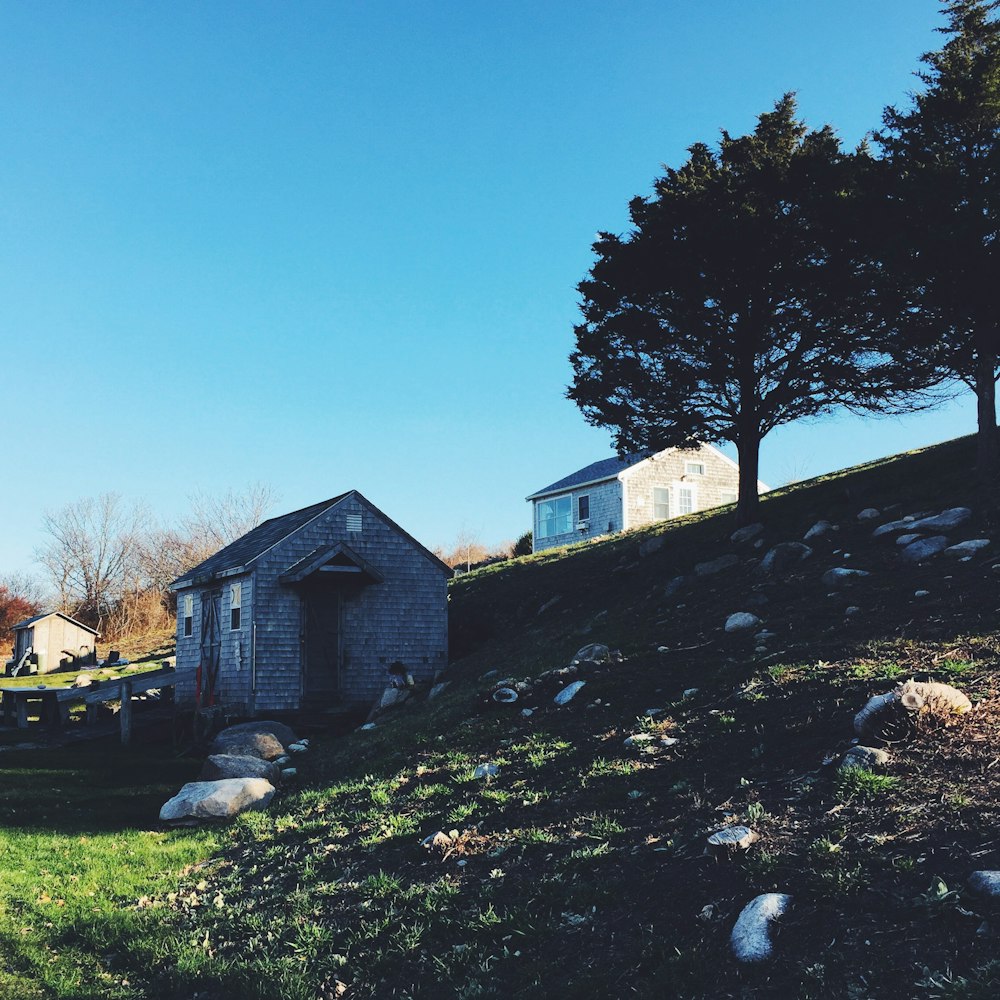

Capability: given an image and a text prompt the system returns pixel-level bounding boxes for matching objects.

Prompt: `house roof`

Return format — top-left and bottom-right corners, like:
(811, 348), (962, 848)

(11, 611), (99, 636)
(526, 452), (651, 501)
(172, 491), (451, 589)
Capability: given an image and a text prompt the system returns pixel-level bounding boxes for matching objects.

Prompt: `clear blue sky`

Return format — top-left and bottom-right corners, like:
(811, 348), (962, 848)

(0, 1), (973, 578)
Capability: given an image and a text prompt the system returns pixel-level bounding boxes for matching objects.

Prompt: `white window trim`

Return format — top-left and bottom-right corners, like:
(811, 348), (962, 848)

(674, 481), (698, 516)
(536, 493), (573, 540)
(230, 582), (242, 631)
(577, 493), (590, 524)
(652, 485), (671, 520)
(183, 594), (194, 638)
(684, 460), (706, 476)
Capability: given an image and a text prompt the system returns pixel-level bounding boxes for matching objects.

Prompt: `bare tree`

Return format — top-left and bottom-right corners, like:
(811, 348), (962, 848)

(38, 493), (148, 632)
(185, 482), (279, 556)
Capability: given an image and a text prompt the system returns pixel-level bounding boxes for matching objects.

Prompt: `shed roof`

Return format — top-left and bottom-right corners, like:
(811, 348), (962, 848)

(11, 612), (99, 636)
(172, 491), (451, 589)
(526, 452), (651, 501)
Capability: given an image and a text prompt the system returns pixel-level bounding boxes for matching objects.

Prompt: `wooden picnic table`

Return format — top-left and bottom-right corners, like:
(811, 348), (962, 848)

(0, 665), (195, 744)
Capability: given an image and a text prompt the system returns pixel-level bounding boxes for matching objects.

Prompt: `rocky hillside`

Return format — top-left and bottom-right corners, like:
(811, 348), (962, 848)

(139, 433), (1000, 999)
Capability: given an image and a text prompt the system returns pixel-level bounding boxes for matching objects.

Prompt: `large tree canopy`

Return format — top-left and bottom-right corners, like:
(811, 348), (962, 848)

(569, 95), (927, 525)
(875, 0), (1000, 482)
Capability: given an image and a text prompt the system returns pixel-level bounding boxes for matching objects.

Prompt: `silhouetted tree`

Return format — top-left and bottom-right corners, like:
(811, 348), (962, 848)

(876, 0), (1000, 482)
(569, 96), (933, 526)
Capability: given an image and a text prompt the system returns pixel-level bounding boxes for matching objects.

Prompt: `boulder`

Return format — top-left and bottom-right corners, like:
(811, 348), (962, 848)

(725, 612), (761, 634)
(839, 746), (891, 773)
(694, 553), (740, 577)
(159, 778), (275, 825)
(209, 729), (285, 761)
(730, 523), (764, 545)
(804, 520), (834, 541)
(219, 719), (298, 747)
(968, 871), (1000, 900)
(821, 567), (871, 588)
(730, 893), (792, 963)
(199, 754), (281, 784)
(945, 539), (991, 558)
(759, 542), (812, 575)
(554, 680), (586, 705)
(573, 643), (611, 663)
(910, 507), (972, 532)
(900, 535), (950, 563)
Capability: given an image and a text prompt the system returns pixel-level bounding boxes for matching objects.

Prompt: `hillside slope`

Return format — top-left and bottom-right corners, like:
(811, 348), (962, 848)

(139, 433), (1000, 999)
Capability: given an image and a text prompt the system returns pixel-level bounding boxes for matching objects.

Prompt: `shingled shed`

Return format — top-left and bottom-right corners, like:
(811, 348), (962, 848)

(6, 612), (99, 675)
(170, 492), (451, 713)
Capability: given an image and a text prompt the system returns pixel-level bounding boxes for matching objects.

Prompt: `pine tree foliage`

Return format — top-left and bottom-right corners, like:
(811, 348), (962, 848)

(569, 96), (930, 526)
(876, 0), (1000, 479)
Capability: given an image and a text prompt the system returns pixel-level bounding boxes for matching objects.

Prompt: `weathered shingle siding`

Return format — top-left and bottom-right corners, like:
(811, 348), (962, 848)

(532, 479), (622, 553)
(249, 495), (447, 710)
(622, 444), (739, 529)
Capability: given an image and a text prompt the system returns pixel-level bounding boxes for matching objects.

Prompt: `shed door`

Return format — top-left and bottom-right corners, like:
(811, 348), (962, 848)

(303, 590), (342, 698)
(200, 589), (222, 705)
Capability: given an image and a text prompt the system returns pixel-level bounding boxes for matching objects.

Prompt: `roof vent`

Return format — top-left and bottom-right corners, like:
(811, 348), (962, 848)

(346, 513), (363, 532)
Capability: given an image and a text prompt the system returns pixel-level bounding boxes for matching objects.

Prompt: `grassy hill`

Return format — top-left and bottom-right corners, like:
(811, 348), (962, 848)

(4, 432), (1000, 999)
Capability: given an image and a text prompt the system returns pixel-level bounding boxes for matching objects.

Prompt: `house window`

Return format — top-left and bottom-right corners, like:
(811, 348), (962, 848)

(685, 461), (706, 476)
(653, 487), (670, 520)
(720, 490), (738, 505)
(230, 582), (242, 631)
(537, 495), (572, 539)
(183, 595), (193, 638)
(678, 486), (695, 515)
(577, 495), (590, 523)
(346, 513), (362, 532)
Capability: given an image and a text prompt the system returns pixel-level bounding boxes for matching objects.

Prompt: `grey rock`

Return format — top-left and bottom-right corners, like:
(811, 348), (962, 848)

(160, 778), (275, 825)
(359, 722), (377, 731)
(821, 567), (871, 588)
(845, 606), (860, 616)
(218, 720), (298, 748)
(857, 508), (881, 521)
(428, 681), (451, 700)
(480, 670), (499, 680)
(473, 763), (499, 780)
(872, 519), (913, 539)
(377, 687), (411, 712)
(199, 754), (281, 784)
(639, 535), (667, 557)
(492, 687), (519, 704)
(520, 708), (534, 718)
(209, 730), (285, 761)
(911, 507), (972, 532)
(900, 535), (951, 563)
(573, 643), (611, 663)
(664, 575), (686, 598)
(804, 520), (834, 540)
(731, 893), (793, 963)
(683, 688), (699, 698)
(914, 590), (930, 598)
(945, 539), (991, 558)
(725, 612), (762, 634)
(731, 523), (764, 545)
(624, 733), (655, 748)
(839, 746), (891, 773)
(896, 533), (923, 546)
(553, 680), (586, 705)
(968, 871), (1000, 899)
(281, 768), (297, 779)
(754, 630), (777, 642)
(760, 542), (813, 575)
(695, 553), (740, 577)
(708, 826), (758, 852)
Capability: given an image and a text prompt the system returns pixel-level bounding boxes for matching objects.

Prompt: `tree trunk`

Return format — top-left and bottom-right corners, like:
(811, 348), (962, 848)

(975, 343), (998, 483)
(735, 429), (761, 528)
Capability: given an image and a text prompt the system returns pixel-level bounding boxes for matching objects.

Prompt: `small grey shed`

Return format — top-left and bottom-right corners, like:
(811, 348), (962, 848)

(6, 612), (99, 675)
(170, 491), (451, 713)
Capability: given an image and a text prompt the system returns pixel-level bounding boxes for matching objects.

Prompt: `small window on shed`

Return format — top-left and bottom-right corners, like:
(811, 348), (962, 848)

(230, 582), (242, 631)
(346, 513), (363, 532)
(685, 461), (706, 476)
(183, 595), (193, 638)
(577, 495), (590, 522)
(653, 487), (670, 520)
(678, 486), (695, 515)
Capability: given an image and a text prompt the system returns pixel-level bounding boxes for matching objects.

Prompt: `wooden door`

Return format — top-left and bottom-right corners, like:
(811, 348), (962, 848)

(199, 589), (222, 704)
(304, 589), (342, 699)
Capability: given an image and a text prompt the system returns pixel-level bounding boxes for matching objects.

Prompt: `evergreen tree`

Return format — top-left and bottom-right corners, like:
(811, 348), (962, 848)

(876, 0), (1000, 481)
(569, 96), (928, 526)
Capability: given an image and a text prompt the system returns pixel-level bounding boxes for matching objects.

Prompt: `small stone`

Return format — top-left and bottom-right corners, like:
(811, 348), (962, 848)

(287, 742), (307, 753)
(422, 830), (452, 849)
(554, 680), (586, 705)
(664, 575), (685, 598)
(644, 707), (665, 717)
(159, 778), (275, 826)
(857, 508), (881, 521)
(759, 542), (812, 575)
(707, 826), (758, 853)
(359, 723), (377, 731)
(73, 674), (93, 688)
(573, 643), (611, 663)
(872, 519), (913, 539)
(945, 539), (991, 558)
(821, 567), (871, 588)
(839, 746), (891, 773)
(657, 645), (670, 653)
(281, 767), (297, 779)
(520, 708), (534, 718)
(725, 612), (762, 634)
(624, 733), (655, 748)
(804, 520), (834, 541)
(730, 893), (793, 963)
(474, 763), (499, 780)
(754, 630), (777, 642)
(660, 736), (679, 747)
(492, 687), (519, 704)
(845, 606), (860, 616)
(896, 533), (923, 546)
(683, 688), (699, 698)
(914, 590), (930, 598)
(274, 755), (291, 766)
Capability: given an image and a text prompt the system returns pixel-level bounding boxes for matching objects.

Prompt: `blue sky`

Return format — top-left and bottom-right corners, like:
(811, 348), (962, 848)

(0, 1), (972, 578)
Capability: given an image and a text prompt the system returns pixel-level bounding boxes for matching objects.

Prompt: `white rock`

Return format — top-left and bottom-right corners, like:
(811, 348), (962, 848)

(707, 826), (758, 851)
(574, 643), (611, 663)
(730, 893), (793, 963)
(159, 778), (275, 825)
(473, 763), (499, 780)
(945, 539), (991, 558)
(660, 736), (679, 747)
(857, 508), (881, 521)
(73, 674), (93, 688)
(725, 612), (762, 634)
(554, 680), (586, 705)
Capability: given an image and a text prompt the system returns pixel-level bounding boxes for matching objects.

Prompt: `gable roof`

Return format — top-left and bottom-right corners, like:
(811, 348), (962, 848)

(526, 452), (651, 501)
(12, 611), (99, 636)
(171, 491), (451, 589)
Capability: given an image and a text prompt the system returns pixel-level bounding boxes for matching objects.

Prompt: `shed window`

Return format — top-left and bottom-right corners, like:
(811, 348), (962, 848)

(653, 487), (670, 520)
(721, 490), (738, 505)
(678, 486), (695, 515)
(685, 461), (706, 476)
(230, 582), (242, 631)
(346, 513), (363, 532)
(537, 495), (572, 539)
(183, 595), (193, 637)
(577, 495), (590, 522)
